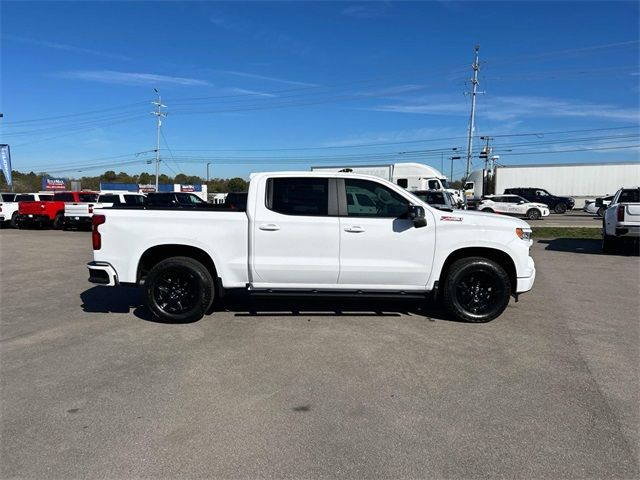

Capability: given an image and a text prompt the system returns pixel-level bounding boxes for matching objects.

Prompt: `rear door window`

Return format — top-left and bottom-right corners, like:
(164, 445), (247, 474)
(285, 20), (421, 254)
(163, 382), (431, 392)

(124, 195), (146, 205)
(98, 194), (121, 204)
(15, 194), (35, 202)
(79, 193), (98, 202)
(266, 177), (329, 216)
(53, 193), (74, 202)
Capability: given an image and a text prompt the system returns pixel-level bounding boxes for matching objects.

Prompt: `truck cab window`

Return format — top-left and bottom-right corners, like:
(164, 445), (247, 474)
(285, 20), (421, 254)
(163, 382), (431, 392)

(428, 179), (440, 190)
(267, 177), (329, 216)
(345, 179), (408, 218)
(396, 178), (408, 188)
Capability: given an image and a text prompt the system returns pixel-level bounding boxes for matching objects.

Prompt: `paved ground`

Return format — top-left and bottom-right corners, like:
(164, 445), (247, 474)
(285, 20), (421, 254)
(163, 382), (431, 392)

(1, 229), (638, 479)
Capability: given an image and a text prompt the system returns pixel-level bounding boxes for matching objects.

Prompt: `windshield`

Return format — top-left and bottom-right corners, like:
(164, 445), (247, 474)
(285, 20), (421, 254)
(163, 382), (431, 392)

(440, 179), (449, 189)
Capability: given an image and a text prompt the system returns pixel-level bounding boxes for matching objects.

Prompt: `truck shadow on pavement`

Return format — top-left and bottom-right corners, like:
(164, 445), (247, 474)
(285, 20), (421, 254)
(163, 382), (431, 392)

(538, 238), (639, 256)
(80, 287), (460, 324)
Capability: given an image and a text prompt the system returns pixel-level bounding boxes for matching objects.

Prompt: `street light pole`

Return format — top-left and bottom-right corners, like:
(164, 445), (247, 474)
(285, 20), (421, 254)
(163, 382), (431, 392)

(206, 162), (211, 182)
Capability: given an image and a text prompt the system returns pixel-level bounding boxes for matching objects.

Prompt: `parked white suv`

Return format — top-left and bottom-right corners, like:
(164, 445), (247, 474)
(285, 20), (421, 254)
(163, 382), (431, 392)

(478, 195), (550, 220)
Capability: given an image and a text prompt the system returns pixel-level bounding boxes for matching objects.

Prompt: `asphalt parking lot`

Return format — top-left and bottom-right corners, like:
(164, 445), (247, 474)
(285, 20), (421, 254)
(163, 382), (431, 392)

(1, 229), (638, 478)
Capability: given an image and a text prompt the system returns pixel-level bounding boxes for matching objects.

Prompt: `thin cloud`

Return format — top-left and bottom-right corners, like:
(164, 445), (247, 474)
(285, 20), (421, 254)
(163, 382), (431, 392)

(371, 94), (639, 123)
(230, 88), (277, 98)
(56, 70), (213, 87)
(4, 34), (132, 61)
(217, 70), (318, 87)
(341, 3), (390, 19)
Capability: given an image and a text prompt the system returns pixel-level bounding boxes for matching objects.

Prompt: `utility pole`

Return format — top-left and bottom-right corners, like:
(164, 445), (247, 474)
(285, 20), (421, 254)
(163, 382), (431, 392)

(464, 45), (481, 182)
(151, 89), (166, 191)
(207, 162), (211, 182)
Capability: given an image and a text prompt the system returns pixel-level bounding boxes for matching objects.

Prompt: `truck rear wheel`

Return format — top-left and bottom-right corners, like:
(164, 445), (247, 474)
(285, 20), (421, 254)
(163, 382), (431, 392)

(53, 213), (64, 229)
(602, 233), (618, 254)
(145, 256), (214, 323)
(10, 212), (18, 228)
(482, 208), (494, 213)
(442, 257), (511, 323)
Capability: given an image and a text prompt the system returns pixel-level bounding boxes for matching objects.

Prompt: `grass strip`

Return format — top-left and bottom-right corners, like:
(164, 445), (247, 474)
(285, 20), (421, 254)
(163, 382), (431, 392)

(532, 227), (601, 240)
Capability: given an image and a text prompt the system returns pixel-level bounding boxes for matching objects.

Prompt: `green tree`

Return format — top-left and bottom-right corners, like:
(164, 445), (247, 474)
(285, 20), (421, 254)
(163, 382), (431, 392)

(138, 172), (151, 184)
(227, 177), (248, 192)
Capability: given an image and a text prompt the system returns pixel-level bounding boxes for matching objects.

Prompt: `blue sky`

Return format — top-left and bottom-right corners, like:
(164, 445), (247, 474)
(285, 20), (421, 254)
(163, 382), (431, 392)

(1, 1), (639, 180)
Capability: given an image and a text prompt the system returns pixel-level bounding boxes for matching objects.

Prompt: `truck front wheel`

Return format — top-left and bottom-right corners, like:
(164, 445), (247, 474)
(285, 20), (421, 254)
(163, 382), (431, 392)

(145, 256), (214, 323)
(442, 257), (511, 323)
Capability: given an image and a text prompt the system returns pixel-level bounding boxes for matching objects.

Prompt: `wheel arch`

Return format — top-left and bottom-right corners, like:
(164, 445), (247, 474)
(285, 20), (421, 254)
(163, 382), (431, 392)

(438, 247), (517, 293)
(137, 244), (219, 286)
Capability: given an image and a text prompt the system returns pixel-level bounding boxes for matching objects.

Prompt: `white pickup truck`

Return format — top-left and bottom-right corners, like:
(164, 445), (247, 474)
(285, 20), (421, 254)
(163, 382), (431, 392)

(1, 192), (54, 228)
(87, 172), (536, 323)
(602, 187), (640, 253)
(64, 192), (146, 229)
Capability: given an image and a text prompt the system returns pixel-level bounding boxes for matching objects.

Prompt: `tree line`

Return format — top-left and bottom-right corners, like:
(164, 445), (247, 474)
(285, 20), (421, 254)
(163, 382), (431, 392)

(0, 170), (249, 193)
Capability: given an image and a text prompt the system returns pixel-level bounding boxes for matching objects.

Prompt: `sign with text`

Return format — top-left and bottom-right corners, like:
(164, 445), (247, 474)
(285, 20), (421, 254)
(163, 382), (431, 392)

(180, 185), (195, 192)
(138, 184), (156, 193)
(42, 177), (67, 191)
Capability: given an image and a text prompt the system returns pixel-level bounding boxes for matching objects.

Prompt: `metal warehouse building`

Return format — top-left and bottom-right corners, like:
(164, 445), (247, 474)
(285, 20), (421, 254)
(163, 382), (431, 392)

(494, 162), (640, 206)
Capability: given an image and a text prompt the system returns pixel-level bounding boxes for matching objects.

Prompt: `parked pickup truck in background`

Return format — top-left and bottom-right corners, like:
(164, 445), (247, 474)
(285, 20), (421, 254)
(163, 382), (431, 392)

(88, 172), (536, 324)
(17, 191), (98, 229)
(3, 192), (54, 228)
(602, 187), (640, 253)
(0, 193), (18, 227)
(64, 192), (146, 229)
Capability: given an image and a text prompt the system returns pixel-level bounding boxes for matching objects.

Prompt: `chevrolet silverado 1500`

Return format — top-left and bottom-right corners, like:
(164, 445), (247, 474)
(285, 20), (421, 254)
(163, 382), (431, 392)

(88, 172), (536, 323)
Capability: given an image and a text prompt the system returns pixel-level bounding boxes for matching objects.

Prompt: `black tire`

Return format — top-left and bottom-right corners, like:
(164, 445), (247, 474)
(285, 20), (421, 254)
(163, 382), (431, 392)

(53, 213), (64, 229)
(602, 233), (618, 254)
(482, 208), (494, 213)
(145, 256), (214, 323)
(597, 206), (605, 217)
(526, 209), (541, 220)
(442, 257), (512, 323)
(10, 212), (19, 228)
(554, 202), (567, 214)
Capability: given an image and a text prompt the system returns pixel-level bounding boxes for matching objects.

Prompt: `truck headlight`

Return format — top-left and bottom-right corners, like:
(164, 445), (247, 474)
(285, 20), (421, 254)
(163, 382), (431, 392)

(516, 228), (532, 241)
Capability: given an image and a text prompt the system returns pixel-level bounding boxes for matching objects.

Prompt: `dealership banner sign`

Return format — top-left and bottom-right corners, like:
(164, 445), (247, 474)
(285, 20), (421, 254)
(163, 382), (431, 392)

(180, 185), (195, 192)
(0, 144), (12, 186)
(42, 177), (67, 191)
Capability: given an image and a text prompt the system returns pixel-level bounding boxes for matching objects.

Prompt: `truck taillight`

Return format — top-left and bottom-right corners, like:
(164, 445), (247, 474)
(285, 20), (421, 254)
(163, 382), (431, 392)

(88, 204), (94, 214)
(617, 205), (625, 222)
(92, 214), (106, 250)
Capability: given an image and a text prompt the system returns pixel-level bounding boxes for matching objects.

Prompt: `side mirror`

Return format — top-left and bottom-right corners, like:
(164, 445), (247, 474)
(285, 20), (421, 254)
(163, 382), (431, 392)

(408, 204), (427, 228)
(519, 200), (525, 204)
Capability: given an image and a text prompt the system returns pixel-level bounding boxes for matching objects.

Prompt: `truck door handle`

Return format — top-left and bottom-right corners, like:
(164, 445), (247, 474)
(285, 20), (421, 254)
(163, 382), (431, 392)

(344, 226), (365, 233)
(259, 223), (281, 231)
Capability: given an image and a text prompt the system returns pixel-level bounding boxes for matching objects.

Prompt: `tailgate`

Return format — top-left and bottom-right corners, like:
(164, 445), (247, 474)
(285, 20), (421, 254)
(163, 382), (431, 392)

(624, 204), (640, 222)
(18, 202), (46, 215)
(65, 203), (91, 217)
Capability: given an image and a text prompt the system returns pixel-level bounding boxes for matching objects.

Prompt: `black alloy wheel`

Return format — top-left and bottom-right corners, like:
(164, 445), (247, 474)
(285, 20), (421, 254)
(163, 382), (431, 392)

(554, 203), (567, 214)
(146, 256), (214, 323)
(443, 257), (511, 323)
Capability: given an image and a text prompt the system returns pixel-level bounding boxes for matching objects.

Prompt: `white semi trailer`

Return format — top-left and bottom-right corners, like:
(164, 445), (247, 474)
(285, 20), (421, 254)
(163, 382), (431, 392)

(311, 162), (464, 205)
(465, 162), (640, 208)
